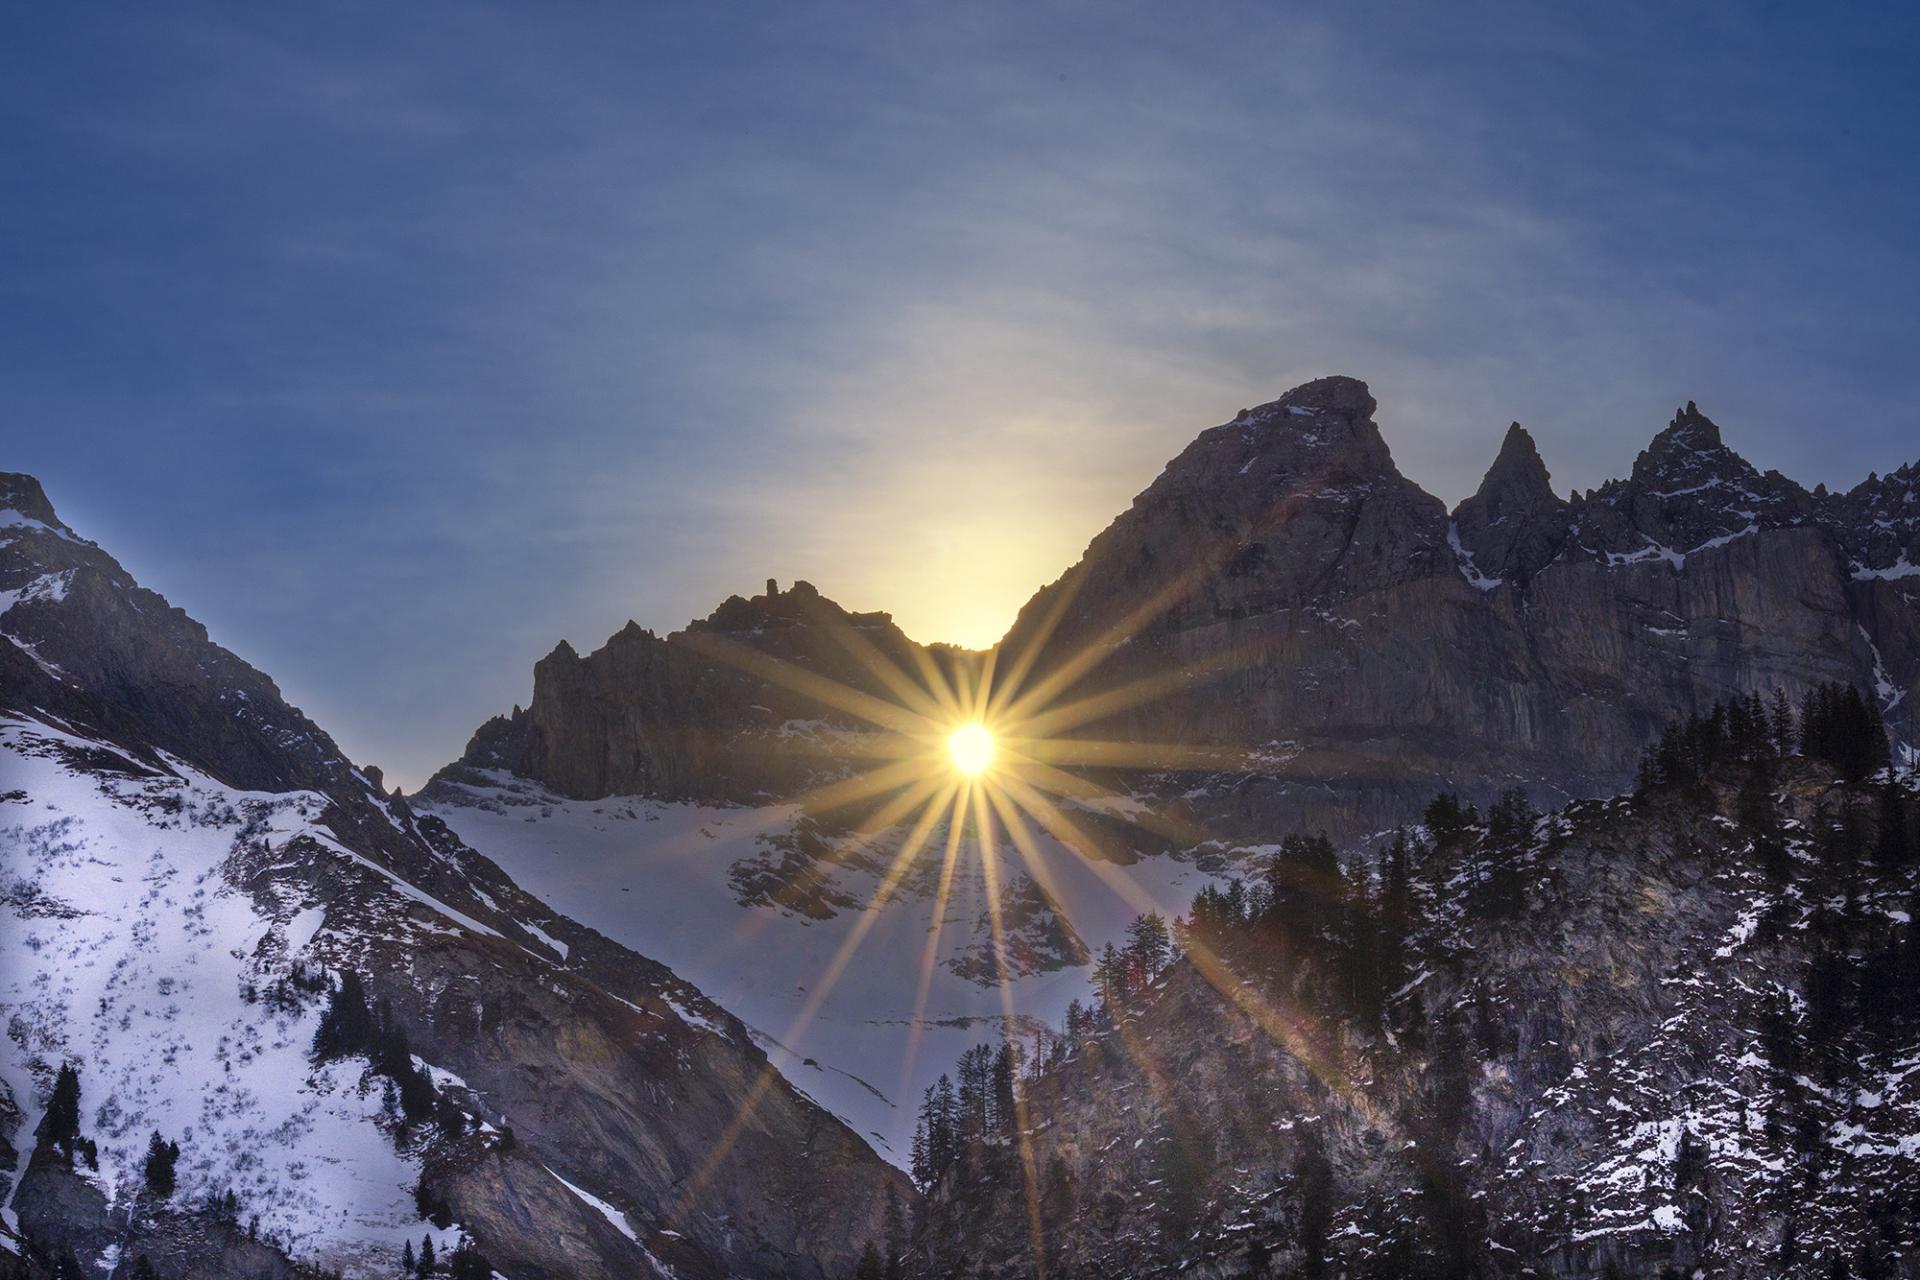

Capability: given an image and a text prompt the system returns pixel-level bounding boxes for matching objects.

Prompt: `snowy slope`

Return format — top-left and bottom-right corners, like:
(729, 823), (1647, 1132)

(0, 716), (463, 1275)
(422, 770), (1243, 1161)
(1, 470), (908, 1279)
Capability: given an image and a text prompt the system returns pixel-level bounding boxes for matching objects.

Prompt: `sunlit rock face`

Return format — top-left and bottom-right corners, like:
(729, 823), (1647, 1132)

(437, 377), (1916, 842)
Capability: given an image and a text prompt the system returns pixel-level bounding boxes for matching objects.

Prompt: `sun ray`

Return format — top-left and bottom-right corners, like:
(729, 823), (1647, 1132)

(897, 780), (972, 1105)
(982, 566), (1087, 722)
(993, 465), (1346, 729)
(774, 780), (957, 1038)
(994, 557), (1227, 726)
(998, 755), (1218, 851)
(665, 778), (957, 1231)
(1006, 734), (1247, 772)
(781, 755), (939, 818)
(970, 783), (1049, 1280)
(791, 590), (960, 724)
(986, 774), (1382, 1125)
(1004, 644), (1247, 742)
(677, 629), (932, 736)
(648, 496), (1402, 1240)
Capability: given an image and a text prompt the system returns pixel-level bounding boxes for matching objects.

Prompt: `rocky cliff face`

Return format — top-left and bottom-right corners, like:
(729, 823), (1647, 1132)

(0, 476), (908, 1278)
(432, 579), (969, 805)
(434, 379), (1917, 843)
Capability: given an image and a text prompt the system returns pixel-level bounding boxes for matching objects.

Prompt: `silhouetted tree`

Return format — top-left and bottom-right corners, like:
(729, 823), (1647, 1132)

(447, 1239), (491, 1280)
(36, 1063), (82, 1163)
(1424, 793), (1478, 847)
(142, 1131), (180, 1199)
(1293, 1123), (1333, 1277)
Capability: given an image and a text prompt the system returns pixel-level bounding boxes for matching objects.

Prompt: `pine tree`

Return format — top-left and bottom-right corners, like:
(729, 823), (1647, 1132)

(142, 1131), (180, 1198)
(1092, 942), (1124, 1016)
(1480, 789), (1536, 919)
(448, 1239), (491, 1280)
(1062, 997), (1089, 1041)
(35, 1063), (82, 1162)
(417, 1234), (436, 1276)
(919, 1074), (958, 1183)
(1423, 793), (1478, 847)
(991, 1042), (1017, 1137)
(1771, 688), (1798, 757)
(882, 1190), (906, 1280)
(853, 1241), (884, 1280)
(1376, 831), (1416, 1010)
(313, 969), (374, 1061)
(403, 1240), (416, 1273)
(909, 1109), (932, 1190)
(1874, 780), (1913, 867)
(1293, 1123), (1333, 1278)
(1123, 911), (1173, 988)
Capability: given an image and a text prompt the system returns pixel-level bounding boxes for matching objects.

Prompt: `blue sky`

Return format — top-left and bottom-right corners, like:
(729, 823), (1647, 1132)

(5, 2), (1918, 788)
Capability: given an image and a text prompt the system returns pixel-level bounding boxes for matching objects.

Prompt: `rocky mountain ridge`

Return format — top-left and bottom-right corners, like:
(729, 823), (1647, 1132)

(0, 474), (907, 1278)
(432, 379), (1918, 844)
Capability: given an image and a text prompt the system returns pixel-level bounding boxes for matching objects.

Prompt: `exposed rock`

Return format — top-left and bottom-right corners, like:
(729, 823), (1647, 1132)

(1451, 422), (1568, 583)
(430, 382), (1917, 845)
(0, 477), (909, 1278)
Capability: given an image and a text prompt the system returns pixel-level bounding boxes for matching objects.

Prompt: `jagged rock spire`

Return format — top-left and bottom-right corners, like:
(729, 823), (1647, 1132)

(1451, 423), (1570, 585)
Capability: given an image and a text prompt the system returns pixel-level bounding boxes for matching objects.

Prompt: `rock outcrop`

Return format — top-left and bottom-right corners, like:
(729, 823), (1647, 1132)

(1450, 423), (1568, 583)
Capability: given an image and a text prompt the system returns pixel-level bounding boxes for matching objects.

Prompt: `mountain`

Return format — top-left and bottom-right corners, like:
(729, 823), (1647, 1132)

(0, 475), (907, 1278)
(994, 381), (1916, 838)
(414, 379), (1918, 1169)
(438, 378), (1917, 831)
(10, 375), (1919, 1278)
(908, 716), (1920, 1277)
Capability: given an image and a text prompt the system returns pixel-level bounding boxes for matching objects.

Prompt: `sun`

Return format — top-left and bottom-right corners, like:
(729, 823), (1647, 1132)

(946, 722), (997, 776)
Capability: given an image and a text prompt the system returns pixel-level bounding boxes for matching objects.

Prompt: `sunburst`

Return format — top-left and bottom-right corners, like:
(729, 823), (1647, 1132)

(664, 556), (1388, 1269)
(946, 722), (997, 776)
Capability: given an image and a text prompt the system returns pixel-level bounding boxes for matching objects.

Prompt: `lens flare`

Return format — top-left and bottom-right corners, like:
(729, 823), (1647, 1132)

(662, 540), (1381, 1239)
(947, 722), (996, 775)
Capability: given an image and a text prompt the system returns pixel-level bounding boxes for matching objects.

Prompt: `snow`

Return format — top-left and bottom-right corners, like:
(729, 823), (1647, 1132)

(1445, 522), (1503, 592)
(422, 780), (1235, 1163)
(285, 904), (329, 953)
(0, 510), (77, 542)
(0, 571), (73, 617)
(545, 1165), (638, 1242)
(518, 918), (569, 960)
(1607, 539), (1686, 570)
(1858, 624), (1908, 717)
(1852, 554), (1920, 581)
(0, 717), (449, 1276)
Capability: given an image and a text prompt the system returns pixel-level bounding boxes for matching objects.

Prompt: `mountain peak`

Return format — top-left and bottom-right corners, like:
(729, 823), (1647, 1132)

(1482, 422), (1553, 495)
(1643, 400), (1726, 460)
(1451, 422), (1569, 584)
(1269, 374), (1376, 420)
(0, 471), (65, 531)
